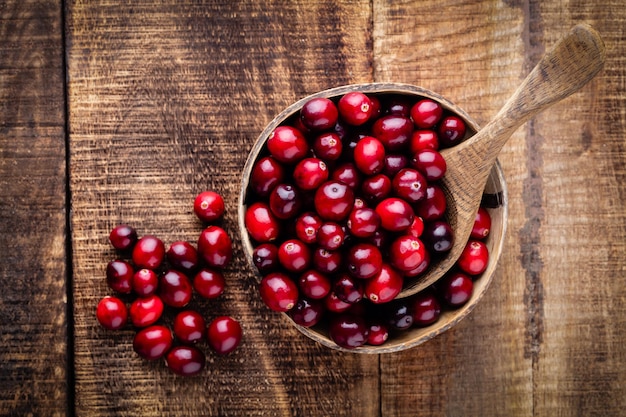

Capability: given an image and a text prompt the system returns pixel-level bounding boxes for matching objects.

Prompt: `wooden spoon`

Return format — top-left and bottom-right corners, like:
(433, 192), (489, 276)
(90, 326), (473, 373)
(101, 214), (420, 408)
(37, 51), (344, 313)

(397, 23), (606, 298)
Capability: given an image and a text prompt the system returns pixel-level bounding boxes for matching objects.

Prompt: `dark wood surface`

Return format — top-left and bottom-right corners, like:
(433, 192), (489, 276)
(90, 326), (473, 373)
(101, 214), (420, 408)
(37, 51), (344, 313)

(1, 1), (625, 416)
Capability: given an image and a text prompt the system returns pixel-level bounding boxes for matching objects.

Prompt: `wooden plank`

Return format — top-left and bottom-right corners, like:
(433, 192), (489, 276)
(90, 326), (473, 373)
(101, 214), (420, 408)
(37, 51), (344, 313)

(0, 0), (69, 416)
(373, 1), (534, 415)
(66, 1), (379, 416)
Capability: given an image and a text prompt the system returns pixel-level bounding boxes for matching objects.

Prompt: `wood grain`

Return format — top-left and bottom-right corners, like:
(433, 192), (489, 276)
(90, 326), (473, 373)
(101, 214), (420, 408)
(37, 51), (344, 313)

(0, 1), (68, 416)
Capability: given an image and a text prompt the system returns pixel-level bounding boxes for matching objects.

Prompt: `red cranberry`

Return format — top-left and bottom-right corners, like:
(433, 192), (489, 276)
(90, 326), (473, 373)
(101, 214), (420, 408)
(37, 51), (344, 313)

(293, 158), (329, 191)
(249, 156), (285, 197)
(313, 132), (343, 161)
(197, 226), (232, 268)
(403, 250), (431, 277)
(132, 235), (165, 270)
(410, 129), (439, 153)
(365, 264), (403, 304)
(367, 321), (390, 346)
(415, 184), (447, 221)
(259, 272), (299, 312)
(252, 243), (279, 273)
(193, 268), (225, 299)
(383, 154), (409, 177)
(368, 95), (382, 119)
(361, 174), (392, 203)
(288, 298), (325, 327)
(384, 96), (412, 117)
(106, 259), (134, 294)
(441, 271), (474, 307)
(173, 310), (206, 344)
(96, 296), (128, 330)
(298, 269), (332, 299)
(347, 243), (383, 280)
(389, 235), (426, 272)
(328, 314), (369, 349)
(166, 241), (199, 273)
(371, 115), (413, 151)
(109, 224), (137, 251)
(159, 270), (193, 308)
(392, 168), (428, 203)
(375, 197), (415, 232)
(471, 207), (492, 239)
(338, 92), (373, 126)
(316, 222), (345, 251)
(457, 240), (489, 275)
(207, 316), (242, 355)
(312, 247), (342, 274)
(193, 191), (225, 223)
(269, 183), (302, 219)
(133, 325), (173, 360)
(386, 301), (414, 330)
(314, 181), (355, 221)
(438, 115), (466, 148)
(347, 208), (381, 238)
(132, 268), (159, 296)
(412, 291), (441, 327)
(333, 274), (364, 304)
(412, 149), (447, 181)
(410, 99), (443, 128)
(331, 162), (362, 189)
(301, 97), (338, 131)
(245, 202), (280, 242)
(294, 212), (323, 244)
(165, 345), (206, 376)
(422, 220), (454, 253)
(353, 136), (386, 175)
(278, 239), (311, 273)
(129, 295), (164, 328)
(407, 216), (425, 238)
(324, 291), (353, 313)
(267, 125), (309, 164)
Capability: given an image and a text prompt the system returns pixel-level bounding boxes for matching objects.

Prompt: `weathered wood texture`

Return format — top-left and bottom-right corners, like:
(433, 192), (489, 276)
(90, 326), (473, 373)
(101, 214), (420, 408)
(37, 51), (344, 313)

(0, 1), (68, 416)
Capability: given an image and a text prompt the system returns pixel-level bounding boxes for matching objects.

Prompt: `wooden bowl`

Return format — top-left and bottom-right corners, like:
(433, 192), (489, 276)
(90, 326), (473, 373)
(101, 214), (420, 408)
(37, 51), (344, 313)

(238, 83), (508, 353)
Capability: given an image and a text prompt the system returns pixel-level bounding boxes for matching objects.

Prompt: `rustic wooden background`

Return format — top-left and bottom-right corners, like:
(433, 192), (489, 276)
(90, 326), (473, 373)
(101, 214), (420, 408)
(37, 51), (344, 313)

(1, 0), (625, 416)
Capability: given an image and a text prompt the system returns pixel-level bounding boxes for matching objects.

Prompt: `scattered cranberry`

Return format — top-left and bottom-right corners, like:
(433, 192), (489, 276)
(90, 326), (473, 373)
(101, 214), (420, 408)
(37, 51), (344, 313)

(109, 224), (137, 251)
(193, 191), (225, 223)
(133, 325), (173, 360)
(392, 168), (427, 203)
(106, 259), (134, 294)
(347, 208), (381, 238)
(193, 268), (225, 299)
(166, 241), (199, 273)
(173, 310), (206, 344)
(159, 270), (193, 308)
(333, 274), (364, 304)
(387, 301), (414, 330)
(422, 220), (454, 253)
(129, 295), (164, 328)
(207, 316), (242, 355)
(132, 235), (165, 270)
(197, 225), (233, 268)
(471, 207), (492, 239)
(165, 345), (206, 376)
(346, 243), (383, 280)
(96, 296), (128, 330)
(131, 268), (159, 296)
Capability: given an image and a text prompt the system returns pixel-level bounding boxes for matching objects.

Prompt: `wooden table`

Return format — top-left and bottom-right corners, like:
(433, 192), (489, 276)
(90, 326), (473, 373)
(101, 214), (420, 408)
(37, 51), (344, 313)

(2, 1), (625, 415)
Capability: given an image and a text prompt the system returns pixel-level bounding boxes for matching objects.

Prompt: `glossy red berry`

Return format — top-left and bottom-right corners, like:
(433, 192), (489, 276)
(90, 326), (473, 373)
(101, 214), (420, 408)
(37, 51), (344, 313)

(324, 292), (353, 313)
(364, 264), (403, 304)
(259, 272), (299, 312)
(278, 239), (311, 273)
(159, 270), (193, 308)
(294, 212), (322, 244)
(347, 243), (383, 280)
(389, 235), (427, 272)
(298, 269), (332, 300)
(267, 125), (309, 164)
(288, 298), (325, 327)
(165, 345), (206, 376)
(441, 271), (474, 307)
(375, 197), (415, 232)
(166, 241), (199, 273)
(133, 325), (173, 360)
(438, 115), (466, 148)
(329, 314), (369, 349)
(367, 321), (390, 346)
(361, 174), (392, 203)
(386, 301), (414, 330)
(245, 202), (280, 243)
(410, 129), (439, 153)
(422, 220), (454, 253)
(96, 296), (128, 330)
(392, 168), (428, 203)
(353, 136), (385, 175)
(371, 115), (413, 151)
(347, 208), (381, 238)
(197, 225), (232, 268)
(415, 184), (447, 221)
(314, 181), (355, 221)
(106, 259), (134, 294)
(249, 156), (285, 197)
(410, 99), (443, 128)
(173, 310), (206, 344)
(457, 240), (489, 275)
(316, 222), (345, 251)
(331, 162), (362, 189)
(193, 268), (225, 299)
(301, 97), (338, 131)
(132, 268), (159, 296)
(109, 224), (137, 251)
(269, 183), (302, 219)
(207, 316), (242, 355)
(471, 207), (492, 239)
(333, 274), (364, 304)
(338, 92), (373, 126)
(293, 157), (329, 191)
(411, 149), (447, 181)
(132, 235), (165, 270)
(312, 247), (342, 274)
(411, 291), (441, 327)
(193, 191), (225, 223)
(129, 295), (164, 328)
(383, 154), (409, 178)
(313, 132), (343, 161)
(407, 216), (425, 238)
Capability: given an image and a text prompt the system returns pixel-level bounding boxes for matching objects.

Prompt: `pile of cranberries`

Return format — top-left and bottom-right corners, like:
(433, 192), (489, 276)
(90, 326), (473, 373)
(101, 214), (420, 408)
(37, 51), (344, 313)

(243, 91), (493, 349)
(96, 191), (243, 376)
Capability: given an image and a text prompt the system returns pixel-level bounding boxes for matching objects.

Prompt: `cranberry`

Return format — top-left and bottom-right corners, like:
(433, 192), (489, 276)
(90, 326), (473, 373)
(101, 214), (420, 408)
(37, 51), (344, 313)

(132, 235), (165, 270)
(301, 97), (338, 131)
(361, 174), (392, 203)
(353, 136), (386, 175)
(193, 268), (225, 299)
(457, 240), (489, 275)
(269, 183), (302, 219)
(313, 132), (343, 161)
(293, 158), (329, 191)
(294, 212), (323, 244)
(166, 241), (199, 273)
(368, 95), (382, 119)
(324, 291), (353, 313)
(338, 91), (373, 126)
(438, 115), (466, 148)
(367, 321), (390, 346)
(371, 115), (413, 151)
(314, 181), (355, 221)
(471, 207), (492, 239)
(197, 226), (232, 268)
(412, 291), (441, 327)
(407, 216), (425, 238)
(207, 316), (242, 355)
(129, 295), (164, 328)
(422, 220), (454, 253)
(267, 125), (309, 164)
(440, 271), (474, 307)
(245, 202), (280, 242)
(386, 301), (414, 330)
(403, 250), (431, 277)
(109, 224), (137, 251)
(131, 268), (159, 296)
(133, 325), (173, 360)
(328, 314), (369, 349)
(392, 168), (427, 203)
(410, 129), (439, 153)
(333, 274), (364, 304)
(410, 99), (443, 128)
(347, 243), (383, 280)
(312, 247), (342, 274)
(252, 243), (279, 273)
(412, 149), (447, 181)
(159, 270), (193, 308)
(278, 239), (311, 273)
(384, 96), (412, 117)
(193, 191), (225, 223)
(298, 269), (332, 299)
(96, 296), (128, 330)
(389, 235), (426, 272)
(383, 154), (409, 177)
(173, 310), (206, 344)
(249, 156), (285, 197)
(106, 259), (134, 294)
(331, 162), (362, 189)
(364, 264), (403, 304)
(165, 345), (206, 376)
(288, 298), (325, 327)
(347, 208), (381, 238)
(316, 222), (345, 251)
(375, 197), (415, 232)
(415, 184), (447, 221)
(259, 272), (299, 312)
